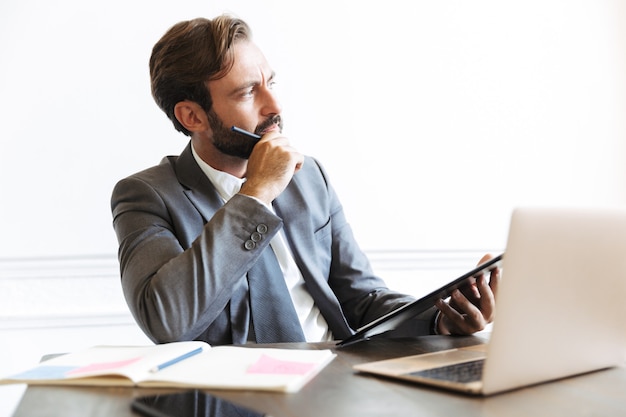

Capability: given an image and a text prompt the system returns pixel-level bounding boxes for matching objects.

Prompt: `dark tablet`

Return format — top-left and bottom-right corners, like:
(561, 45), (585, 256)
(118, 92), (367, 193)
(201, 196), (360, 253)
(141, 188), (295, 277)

(336, 253), (503, 347)
(132, 390), (265, 417)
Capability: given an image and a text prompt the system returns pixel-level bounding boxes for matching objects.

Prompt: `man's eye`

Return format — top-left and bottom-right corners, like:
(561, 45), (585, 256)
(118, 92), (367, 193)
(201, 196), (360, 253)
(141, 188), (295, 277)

(268, 80), (277, 89)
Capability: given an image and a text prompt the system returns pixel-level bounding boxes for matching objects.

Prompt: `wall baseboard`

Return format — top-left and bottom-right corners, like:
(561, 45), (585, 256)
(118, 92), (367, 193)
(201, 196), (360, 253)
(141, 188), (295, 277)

(0, 250), (496, 331)
(0, 255), (130, 330)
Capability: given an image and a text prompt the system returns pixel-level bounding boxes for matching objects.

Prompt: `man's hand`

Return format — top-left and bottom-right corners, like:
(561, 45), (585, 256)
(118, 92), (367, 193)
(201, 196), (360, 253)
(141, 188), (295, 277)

(435, 254), (501, 335)
(239, 132), (304, 205)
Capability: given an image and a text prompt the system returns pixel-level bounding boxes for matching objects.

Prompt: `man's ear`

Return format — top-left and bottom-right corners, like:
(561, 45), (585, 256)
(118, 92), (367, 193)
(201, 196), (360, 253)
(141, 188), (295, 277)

(174, 101), (209, 133)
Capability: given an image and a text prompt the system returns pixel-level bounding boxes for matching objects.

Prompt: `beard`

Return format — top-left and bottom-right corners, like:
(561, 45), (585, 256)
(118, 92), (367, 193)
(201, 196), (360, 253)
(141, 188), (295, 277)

(206, 110), (283, 159)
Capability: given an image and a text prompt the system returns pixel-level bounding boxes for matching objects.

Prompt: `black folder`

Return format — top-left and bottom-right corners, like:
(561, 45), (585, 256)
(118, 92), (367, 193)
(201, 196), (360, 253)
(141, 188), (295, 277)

(337, 254), (503, 347)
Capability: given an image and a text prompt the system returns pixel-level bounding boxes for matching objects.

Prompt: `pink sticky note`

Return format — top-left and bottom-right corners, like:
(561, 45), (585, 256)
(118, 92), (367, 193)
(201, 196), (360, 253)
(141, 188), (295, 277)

(246, 354), (316, 375)
(66, 357), (142, 375)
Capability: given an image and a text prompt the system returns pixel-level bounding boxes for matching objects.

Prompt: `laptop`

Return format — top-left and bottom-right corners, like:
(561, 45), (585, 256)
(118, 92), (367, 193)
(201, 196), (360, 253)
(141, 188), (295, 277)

(354, 207), (626, 395)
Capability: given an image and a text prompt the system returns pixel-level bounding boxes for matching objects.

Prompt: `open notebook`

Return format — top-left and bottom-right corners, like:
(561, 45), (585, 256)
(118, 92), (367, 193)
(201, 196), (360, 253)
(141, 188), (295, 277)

(354, 207), (626, 395)
(1, 341), (335, 393)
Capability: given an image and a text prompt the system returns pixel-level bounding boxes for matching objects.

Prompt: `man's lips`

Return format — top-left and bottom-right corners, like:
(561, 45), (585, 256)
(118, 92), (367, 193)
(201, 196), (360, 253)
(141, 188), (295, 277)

(259, 124), (280, 135)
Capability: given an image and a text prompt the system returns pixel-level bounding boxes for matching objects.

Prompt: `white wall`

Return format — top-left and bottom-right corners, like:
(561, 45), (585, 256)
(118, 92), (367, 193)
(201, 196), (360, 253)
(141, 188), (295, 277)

(1, 0), (624, 259)
(0, 1), (625, 415)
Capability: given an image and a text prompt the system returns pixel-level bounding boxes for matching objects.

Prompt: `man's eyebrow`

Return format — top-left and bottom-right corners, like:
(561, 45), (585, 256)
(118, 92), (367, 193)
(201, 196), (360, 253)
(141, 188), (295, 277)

(230, 71), (276, 96)
(231, 81), (257, 95)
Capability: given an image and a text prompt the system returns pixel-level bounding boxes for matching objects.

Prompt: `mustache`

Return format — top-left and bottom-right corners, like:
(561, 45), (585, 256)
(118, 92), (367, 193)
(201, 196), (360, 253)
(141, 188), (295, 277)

(254, 115), (282, 135)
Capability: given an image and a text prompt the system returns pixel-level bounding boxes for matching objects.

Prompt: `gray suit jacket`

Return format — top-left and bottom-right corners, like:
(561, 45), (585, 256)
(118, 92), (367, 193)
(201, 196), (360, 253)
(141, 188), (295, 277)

(111, 143), (436, 345)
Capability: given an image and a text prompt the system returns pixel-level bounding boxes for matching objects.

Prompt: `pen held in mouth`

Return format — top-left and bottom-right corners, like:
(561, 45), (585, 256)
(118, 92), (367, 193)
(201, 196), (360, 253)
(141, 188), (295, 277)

(231, 126), (262, 142)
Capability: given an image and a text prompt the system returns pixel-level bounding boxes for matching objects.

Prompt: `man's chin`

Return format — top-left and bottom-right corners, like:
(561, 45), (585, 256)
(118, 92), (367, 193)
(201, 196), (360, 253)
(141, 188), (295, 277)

(213, 141), (255, 160)
(219, 148), (253, 160)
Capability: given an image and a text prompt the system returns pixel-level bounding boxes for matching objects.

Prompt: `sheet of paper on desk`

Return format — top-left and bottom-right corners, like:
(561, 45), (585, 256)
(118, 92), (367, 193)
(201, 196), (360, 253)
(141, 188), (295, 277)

(140, 346), (335, 392)
(0, 341), (336, 393)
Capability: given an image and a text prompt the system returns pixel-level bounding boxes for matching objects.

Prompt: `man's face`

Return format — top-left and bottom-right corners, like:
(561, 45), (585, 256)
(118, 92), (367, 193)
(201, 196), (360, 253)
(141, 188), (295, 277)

(206, 40), (283, 159)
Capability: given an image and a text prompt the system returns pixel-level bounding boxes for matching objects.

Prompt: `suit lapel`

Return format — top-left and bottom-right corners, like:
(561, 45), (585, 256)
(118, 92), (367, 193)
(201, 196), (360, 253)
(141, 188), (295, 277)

(274, 177), (314, 261)
(275, 174), (353, 339)
(173, 143), (224, 222)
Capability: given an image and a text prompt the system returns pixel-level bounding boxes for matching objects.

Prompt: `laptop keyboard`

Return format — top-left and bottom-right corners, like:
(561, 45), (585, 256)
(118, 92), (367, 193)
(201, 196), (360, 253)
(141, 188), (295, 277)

(408, 359), (485, 383)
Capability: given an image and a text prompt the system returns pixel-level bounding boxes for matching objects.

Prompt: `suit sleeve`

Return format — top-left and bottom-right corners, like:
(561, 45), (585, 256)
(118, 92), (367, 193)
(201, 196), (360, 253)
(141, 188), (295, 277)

(111, 171), (281, 343)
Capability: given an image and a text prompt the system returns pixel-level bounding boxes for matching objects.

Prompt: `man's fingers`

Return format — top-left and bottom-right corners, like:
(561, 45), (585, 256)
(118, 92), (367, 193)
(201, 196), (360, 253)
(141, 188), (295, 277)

(489, 265), (500, 297)
(476, 275), (496, 322)
(437, 290), (485, 335)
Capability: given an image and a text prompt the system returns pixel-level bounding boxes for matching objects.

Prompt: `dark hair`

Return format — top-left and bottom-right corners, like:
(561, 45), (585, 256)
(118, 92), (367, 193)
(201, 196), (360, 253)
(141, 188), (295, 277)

(149, 15), (252, 136)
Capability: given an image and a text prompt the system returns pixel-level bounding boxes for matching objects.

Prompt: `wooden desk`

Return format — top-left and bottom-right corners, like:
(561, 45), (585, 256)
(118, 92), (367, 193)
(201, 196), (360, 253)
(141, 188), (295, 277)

(9, 335), (626, 417)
